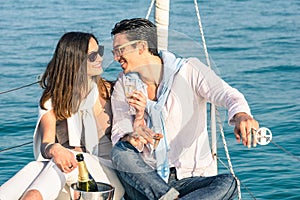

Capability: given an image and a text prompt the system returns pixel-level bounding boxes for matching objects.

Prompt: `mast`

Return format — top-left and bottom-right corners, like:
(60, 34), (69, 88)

(155, 0), (170, 51)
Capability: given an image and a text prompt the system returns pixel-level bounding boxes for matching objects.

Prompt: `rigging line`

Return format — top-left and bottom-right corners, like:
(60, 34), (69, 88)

(194, 0), (211, 68)
(0, 141), (33, 153)
(217, 157), (257, 200)
(271, 141), (300, 162)
(145, 0), (155, 19)
(215, 107), (242, 200)
(0, 81), (40, 95)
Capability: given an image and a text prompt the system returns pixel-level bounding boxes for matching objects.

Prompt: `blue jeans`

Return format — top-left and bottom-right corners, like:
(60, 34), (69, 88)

(111, 141), (237, 200)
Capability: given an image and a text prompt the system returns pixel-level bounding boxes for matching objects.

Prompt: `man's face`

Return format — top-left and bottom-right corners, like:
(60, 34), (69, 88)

(112, 33), (142, 74)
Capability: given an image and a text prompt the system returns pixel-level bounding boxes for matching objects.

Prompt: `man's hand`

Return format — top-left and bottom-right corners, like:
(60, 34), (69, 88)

(128, 90), (147, 120)
(128, 90), (148, 128)
(122, 125), (163, 152)
(233, 112), (259, 148)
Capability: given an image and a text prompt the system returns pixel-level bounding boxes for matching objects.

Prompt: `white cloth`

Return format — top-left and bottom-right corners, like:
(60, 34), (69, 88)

(67, 82), (99, 155)
(111, 51), (251, 179)
(33, 82), (99, 160)
(0, 151), (124, 200)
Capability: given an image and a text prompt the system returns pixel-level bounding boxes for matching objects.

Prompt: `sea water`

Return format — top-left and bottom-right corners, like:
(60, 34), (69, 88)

(0, 0), (299, 199)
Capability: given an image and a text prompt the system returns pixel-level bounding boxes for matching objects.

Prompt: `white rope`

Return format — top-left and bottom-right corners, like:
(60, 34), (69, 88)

(193, 0), (211, 67)
(145, 0), (156, 19)
(216, 107), (242, 199)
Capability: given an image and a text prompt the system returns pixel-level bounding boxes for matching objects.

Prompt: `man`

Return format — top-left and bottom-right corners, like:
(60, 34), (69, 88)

(110, 18), (259, 200)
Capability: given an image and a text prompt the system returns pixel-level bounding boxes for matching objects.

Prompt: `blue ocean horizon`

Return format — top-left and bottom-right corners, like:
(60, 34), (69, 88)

(0, 0), (299, 199)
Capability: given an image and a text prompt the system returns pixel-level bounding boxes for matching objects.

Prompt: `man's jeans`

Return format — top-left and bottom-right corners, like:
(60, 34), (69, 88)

(111, 141), (237, 200)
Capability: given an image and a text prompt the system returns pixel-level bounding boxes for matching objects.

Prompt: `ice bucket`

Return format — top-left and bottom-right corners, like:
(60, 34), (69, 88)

(70, 182), (114, 200)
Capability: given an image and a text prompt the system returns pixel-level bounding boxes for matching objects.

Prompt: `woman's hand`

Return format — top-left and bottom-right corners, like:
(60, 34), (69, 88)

(48, 143), (78, 173)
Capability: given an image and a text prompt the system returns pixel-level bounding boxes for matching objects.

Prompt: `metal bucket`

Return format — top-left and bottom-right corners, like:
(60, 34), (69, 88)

(70, 182), (115, 200)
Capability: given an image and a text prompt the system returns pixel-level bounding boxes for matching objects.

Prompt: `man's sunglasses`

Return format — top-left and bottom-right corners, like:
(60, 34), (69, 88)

(111, 40), (141, 57)
(88, 45), (104, 62)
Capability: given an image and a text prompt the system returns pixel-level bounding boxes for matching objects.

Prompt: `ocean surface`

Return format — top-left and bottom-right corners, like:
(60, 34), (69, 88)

(0, 0), (299, 199)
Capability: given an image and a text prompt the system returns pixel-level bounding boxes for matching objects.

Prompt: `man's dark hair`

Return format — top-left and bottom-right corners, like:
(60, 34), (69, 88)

(111, 18), (159, 56)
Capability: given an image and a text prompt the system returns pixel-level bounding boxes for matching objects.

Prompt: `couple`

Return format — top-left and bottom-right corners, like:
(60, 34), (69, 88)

(0, 18), (259, 200)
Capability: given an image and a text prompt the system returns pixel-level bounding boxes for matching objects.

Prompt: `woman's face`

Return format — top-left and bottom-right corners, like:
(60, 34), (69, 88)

(87, 37), (103, 77)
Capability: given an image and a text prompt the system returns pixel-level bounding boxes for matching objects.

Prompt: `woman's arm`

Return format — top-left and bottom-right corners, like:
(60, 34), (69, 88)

(39, 110), (77, 173)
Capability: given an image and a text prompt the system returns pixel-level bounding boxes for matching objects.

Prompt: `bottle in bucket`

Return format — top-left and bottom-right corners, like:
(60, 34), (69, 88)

(76, 153), (98, 192)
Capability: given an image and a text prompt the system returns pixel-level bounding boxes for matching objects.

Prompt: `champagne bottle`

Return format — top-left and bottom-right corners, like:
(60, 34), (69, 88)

(76, 153), (98, 192)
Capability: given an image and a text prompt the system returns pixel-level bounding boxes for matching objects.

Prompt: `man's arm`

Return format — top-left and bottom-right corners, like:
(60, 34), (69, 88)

(188, 58), (259, 148)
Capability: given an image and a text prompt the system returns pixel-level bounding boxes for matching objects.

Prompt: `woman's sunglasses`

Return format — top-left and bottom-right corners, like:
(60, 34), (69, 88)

(87, 45), (104, 62)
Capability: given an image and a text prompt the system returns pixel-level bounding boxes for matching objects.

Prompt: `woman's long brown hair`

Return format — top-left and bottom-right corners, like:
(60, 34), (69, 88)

(39, 32), (111, 120)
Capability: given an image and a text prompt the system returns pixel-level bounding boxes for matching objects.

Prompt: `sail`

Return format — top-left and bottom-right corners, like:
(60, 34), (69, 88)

(155, 0), (170, 51)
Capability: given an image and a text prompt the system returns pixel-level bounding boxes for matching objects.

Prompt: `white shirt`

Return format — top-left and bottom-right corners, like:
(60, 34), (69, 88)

(111, 53), (251, 179)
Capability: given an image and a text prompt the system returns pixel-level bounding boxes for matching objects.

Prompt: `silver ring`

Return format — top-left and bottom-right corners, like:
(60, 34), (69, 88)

(69, 164), (73, 169)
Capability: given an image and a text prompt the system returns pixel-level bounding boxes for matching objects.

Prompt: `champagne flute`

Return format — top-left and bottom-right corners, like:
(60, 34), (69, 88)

(124, 79), (137, 115)
(134, 126), (163, 168)
(150, 127), (163, 156)
(153, 133), (163, 151)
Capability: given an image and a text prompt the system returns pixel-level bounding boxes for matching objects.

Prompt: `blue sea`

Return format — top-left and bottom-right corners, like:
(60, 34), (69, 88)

(0, 0), (299, 199)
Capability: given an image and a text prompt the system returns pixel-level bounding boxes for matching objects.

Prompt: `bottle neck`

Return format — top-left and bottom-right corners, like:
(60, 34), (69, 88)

(77, 161), (89, 182)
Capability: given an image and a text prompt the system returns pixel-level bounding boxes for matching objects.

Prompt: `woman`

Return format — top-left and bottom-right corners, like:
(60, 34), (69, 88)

(0, 32), (124, 200)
